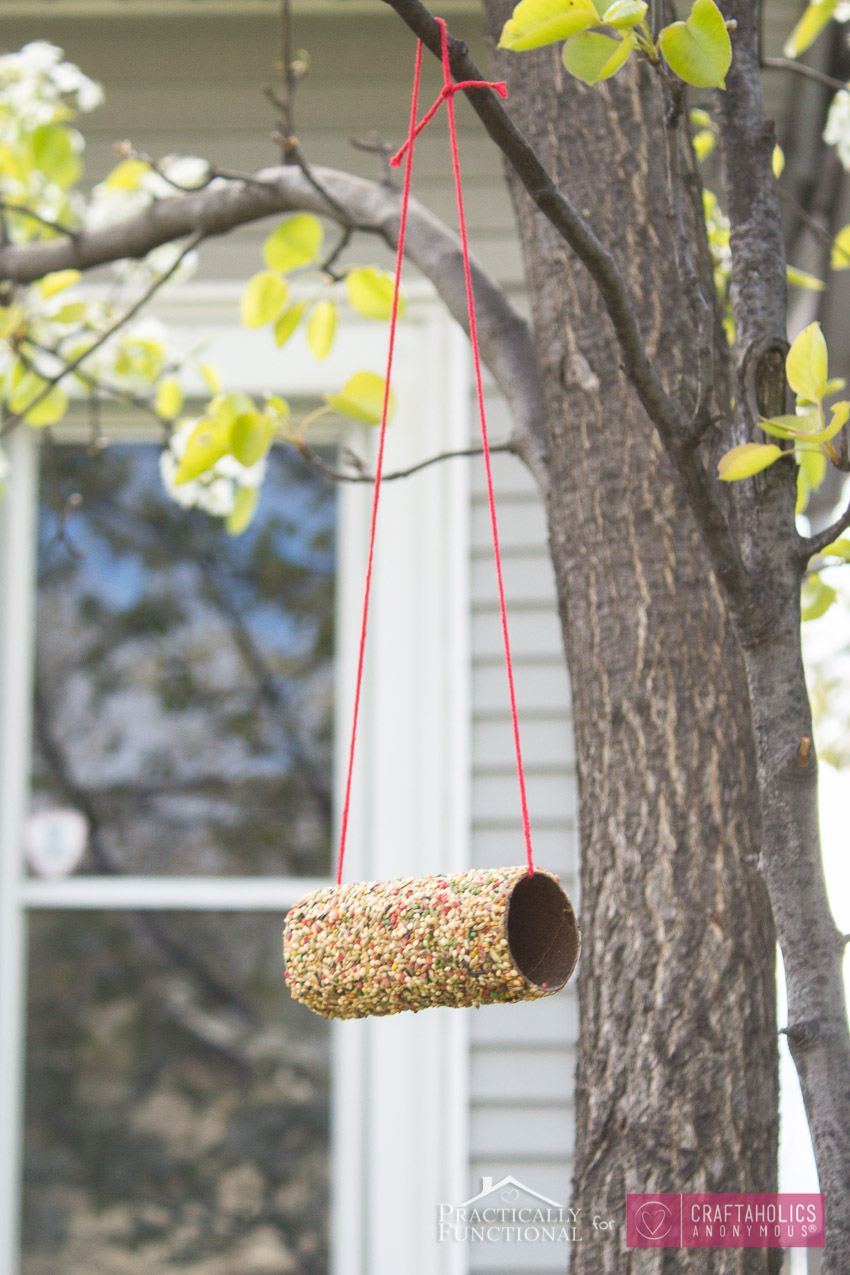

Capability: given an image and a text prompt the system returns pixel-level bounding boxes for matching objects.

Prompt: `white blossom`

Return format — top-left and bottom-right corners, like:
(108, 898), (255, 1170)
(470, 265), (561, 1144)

(823, 88), (850, 170)
(159, 417), (267, 521)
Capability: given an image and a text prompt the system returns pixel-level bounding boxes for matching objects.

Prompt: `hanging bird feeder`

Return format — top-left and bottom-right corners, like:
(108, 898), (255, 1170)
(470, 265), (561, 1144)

(284, 866), (579, 1019)
(284, 19), (580, 1022)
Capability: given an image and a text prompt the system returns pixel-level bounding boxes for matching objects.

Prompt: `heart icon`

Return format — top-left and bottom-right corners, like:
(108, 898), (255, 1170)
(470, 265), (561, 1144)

(635, 1201), (673, 1240)
(502, 1188), (519, 1203)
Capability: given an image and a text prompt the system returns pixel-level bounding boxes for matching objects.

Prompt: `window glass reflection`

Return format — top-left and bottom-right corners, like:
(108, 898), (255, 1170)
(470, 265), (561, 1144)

(22, 909), (329, 1275)
(31, 443), (335, 877)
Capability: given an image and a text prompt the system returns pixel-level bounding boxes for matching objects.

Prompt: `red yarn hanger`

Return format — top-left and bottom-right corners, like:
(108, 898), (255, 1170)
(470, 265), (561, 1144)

(335, 18), (534, 886)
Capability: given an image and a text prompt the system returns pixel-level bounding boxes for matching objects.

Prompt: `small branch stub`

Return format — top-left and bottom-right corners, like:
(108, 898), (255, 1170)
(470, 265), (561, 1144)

(284, 866), (580, 1019)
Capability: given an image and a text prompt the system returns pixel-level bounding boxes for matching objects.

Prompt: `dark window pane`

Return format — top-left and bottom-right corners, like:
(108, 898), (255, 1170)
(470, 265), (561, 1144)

(22, 909), (329, 1274)
(31, 443), (335, 876)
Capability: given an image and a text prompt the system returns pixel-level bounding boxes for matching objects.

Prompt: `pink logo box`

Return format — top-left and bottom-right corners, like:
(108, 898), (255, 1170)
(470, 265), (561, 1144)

(626, 1194), (825, 1249)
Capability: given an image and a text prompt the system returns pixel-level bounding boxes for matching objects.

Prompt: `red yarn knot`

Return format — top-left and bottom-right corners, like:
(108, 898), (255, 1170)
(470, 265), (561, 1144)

(390, 80), (508, 168)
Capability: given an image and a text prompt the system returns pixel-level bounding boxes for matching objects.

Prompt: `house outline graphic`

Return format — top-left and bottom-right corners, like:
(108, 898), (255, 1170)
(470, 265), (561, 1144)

(459, 1175), (564, 1210)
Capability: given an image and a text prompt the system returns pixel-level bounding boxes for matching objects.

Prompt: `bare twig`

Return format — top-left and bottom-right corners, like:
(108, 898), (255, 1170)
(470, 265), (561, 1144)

(288, 141), (357, 226)
(778, 184), (850, 267)
(320, 224), (353, 278)
(0, 200), (78, 239)
(21, 335), (173, 429)
(297, 438), (514, 484)
(350, 133), (397, 185)
(801, 496), (850, 559)
(279, 0), (297, 149)
(761, 56), (849, 95)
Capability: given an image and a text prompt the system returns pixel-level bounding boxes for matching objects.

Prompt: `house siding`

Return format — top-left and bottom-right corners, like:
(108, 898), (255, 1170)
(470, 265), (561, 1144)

(468, 391), (578, 1272)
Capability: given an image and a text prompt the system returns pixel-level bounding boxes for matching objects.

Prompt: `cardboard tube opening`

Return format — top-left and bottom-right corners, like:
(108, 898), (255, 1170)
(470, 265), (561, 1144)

(507, 871), (580, 990)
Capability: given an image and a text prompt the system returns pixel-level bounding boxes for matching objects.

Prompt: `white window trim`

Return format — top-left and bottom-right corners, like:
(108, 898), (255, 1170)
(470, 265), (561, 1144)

(0, 284), (471, 1275)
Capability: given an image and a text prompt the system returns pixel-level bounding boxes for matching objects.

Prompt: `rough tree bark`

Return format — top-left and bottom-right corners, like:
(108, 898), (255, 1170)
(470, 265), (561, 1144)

(482, 6), (780, 1272)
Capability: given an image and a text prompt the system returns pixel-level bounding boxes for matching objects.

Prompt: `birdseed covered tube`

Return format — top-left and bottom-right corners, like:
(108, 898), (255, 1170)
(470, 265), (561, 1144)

(283, 865), (580, 1020)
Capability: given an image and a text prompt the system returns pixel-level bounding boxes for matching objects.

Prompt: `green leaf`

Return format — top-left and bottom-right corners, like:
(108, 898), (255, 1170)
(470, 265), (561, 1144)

(798, 443), (827, 492)
(658, 0), (732, 88)
(760, 414), (811, 439)
(825, 376), (847, 395)
(230, 412), (273, 467)
(211, 392), (255, 429)
(240, 271), (288, 328)
(772, 143), (785, 178)
(0, 306), (23, 340)
(600, 0), (647, 27)
(819, 537), (850, 560)
(265, 393), (290, 421)
(274, 302), (307, 347)
(226, 485), (260, 536)
(262, 214), (323, 273)
(307, 299), (337, 360)
(787, 265), (825, 291)
(174, 418), (230, 484)
(797, 466), (811, 514)
(783, 0), (839, 58)
(103, 157), (150, 191)
(562, 30), (635, 83)
(38, 269), (81, 299)
(717, 442), (784, 480)
(807, 400), (850, 442)
(23, 384), (68, 427)
(325, 371), (395, 425)
(786, 322), (828, 402)
(692, 129), (716, 161)
(199, 363), (222, 394)
(9, 372), (68, 427)
(498, 0), (600, 51)
(830, 224), (850, 270)
(52, 302), (87, 324)
(154, 377), (184, 420)
(31, 124), (81, 189)
(346, 267), (404, 320)
(801, 573), (837, 622)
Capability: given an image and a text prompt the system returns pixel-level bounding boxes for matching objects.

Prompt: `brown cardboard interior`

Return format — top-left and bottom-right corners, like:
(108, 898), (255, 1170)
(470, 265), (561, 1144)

(507, 871), (580, 990)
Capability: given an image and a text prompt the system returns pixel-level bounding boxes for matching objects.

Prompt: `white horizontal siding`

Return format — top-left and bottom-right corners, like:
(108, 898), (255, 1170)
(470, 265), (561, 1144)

(468, 387), (579, 1275)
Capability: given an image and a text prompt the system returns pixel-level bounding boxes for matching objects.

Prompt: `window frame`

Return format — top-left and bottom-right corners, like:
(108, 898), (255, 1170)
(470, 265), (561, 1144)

(0, 285), (471, 1275)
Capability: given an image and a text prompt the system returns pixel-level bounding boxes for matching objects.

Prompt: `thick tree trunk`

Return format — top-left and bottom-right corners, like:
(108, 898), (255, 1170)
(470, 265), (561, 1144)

(485, 11), (780, 1272)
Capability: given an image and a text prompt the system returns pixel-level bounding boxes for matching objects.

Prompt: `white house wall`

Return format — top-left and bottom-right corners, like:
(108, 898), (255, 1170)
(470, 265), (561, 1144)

(467, 389), (579, 1273)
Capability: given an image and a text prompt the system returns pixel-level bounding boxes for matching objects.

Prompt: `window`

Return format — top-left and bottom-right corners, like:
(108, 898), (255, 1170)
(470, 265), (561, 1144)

(0, 290), (472, 1275)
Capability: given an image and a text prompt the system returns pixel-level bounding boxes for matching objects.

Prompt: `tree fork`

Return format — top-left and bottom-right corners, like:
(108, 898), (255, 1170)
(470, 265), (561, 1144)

(483, 5), (780, 1270)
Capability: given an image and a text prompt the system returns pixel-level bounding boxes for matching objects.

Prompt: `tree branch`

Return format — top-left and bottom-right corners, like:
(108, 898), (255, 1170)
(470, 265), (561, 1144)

(0, 200), (78, 239)
(384, 0), (757, 609)
(0, 165), (549, 487)
(379, 0), (688, 442)
(801, 496), (850, 559)
(761, 56), (849, 95)
(296, 438), (513, 484)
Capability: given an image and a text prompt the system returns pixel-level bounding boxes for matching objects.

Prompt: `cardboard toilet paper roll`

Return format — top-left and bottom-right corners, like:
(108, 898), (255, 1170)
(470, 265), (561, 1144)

(284, 865), (580, 1020)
